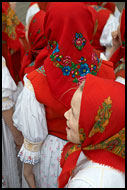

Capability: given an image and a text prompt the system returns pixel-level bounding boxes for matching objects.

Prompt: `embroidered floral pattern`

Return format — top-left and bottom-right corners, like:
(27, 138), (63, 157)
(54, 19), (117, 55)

(48, 38), (99, 85)
(2, 6), (20, 40)
(79, 128), (86, 143)
(65, 144), (81, 160)
(36, 65), (46, 76)
(84, 128), (125, 158)
(92, 5), (106, 12)
(89, 96), (112, 138)
(18, 151), (39, 164)
(73, 33), (86, 50)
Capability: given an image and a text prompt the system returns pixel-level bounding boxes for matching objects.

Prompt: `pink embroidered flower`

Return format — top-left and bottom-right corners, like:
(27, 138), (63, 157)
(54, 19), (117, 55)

(62, 56), (72, 66)
(76, 38), (83, 46)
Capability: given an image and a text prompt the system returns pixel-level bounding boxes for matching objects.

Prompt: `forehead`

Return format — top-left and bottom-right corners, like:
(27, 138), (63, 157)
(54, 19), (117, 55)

(71, 88), (82, 112)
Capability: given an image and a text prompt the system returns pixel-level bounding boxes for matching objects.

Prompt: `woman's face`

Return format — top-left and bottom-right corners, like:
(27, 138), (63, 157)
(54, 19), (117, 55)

(64, 87), (82, 144)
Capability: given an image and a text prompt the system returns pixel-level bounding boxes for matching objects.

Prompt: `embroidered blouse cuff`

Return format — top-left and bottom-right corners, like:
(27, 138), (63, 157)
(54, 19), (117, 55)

(2, 97), (14, 111)
(18, 139), (43, 165)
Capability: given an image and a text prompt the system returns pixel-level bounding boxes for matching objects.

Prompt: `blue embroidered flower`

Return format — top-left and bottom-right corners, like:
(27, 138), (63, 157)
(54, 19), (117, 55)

(79, 63), (90, 76)
(62, 66), (71, 76)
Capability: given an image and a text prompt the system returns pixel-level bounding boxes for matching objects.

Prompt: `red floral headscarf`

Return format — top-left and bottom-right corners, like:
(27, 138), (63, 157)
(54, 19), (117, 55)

(20, 10), (47, 82)
(31, 2), (115, 109)
(109, 8), (125, 70)
(58, 73), (125, 188)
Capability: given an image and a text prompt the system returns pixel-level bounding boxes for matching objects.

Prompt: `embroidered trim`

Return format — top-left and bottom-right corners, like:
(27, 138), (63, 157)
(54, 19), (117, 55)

(36, 65), (46, 76)
(24, 138), (42, 152)
(65, 144), (81, 160)
(89, 96), (112, 138)
(84, 128), (125, 158)
(28, 61), (35, 67)
(18, 151), (40, 165)
(73, 33), (86, 50)
(79, 128), (86, 143)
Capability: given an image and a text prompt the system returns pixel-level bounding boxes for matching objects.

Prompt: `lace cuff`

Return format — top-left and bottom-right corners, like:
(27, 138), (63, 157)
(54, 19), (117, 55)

(18, 139), (43, 165)
(2, 97), (14, 111)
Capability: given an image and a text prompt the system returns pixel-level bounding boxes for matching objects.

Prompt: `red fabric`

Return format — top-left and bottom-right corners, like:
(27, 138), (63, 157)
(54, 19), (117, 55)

(58, 74), (125, 188)
(2, 2), (26, 83)
(87, 5), (111, 51)
(84, 2), (115, 13)
(20, 10), (46, 82)
(109, 8), (125, 71)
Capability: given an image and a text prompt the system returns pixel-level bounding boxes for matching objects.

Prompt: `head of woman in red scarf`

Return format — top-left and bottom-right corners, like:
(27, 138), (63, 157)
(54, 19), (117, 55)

(32, 2), (115, 109)
(58, 73), (125, 188)
(109, 8), (125, 75)
(20, 10), (47, 82)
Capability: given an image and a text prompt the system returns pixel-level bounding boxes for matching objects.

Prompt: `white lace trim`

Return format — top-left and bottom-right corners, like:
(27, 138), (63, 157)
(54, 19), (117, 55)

(2, 98), (14, 111)
(18, 144), (40, 165)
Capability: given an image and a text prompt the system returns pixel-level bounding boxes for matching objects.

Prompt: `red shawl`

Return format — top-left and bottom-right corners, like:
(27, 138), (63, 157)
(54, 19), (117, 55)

(20, 10), (46, 82)
(58, 74), (125, 188)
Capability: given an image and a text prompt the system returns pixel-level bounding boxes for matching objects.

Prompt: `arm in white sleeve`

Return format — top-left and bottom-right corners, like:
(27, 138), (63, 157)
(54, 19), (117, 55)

(13, 75), (48, 164)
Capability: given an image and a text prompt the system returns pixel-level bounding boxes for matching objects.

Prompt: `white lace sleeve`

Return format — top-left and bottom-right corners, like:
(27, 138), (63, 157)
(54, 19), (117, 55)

(100, 14), (119, 47)
(2, 56), (17, 111)
(13, 75), (48, 164)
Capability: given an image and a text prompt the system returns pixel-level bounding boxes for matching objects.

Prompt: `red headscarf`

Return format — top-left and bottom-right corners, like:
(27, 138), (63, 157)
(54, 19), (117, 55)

(109, 8), (125, 72)
(30, 2), (115, 109)
(58, 74), (125, 188)
(86, 5), (112, 51)
(84, 2), (116, 14)
(20, 10), (47, 82)
(2, 2), (26, 83)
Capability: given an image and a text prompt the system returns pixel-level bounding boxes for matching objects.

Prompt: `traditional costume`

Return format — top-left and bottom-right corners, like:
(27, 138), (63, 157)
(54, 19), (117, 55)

(13, 2), (116, 188)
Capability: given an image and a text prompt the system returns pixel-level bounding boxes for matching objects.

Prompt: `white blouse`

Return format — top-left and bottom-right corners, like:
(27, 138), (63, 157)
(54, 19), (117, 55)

(13, 75), (48, 164)
(67, 152), (125, 188)
(2, 56), (17, 111)
(100, 14), (119, 47)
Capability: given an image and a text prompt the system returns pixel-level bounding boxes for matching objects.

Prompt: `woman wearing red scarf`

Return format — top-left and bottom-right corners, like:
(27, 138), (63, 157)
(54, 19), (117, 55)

(58, 74), (125, 188)
(20, 10), (46, 82)
(109, 8), (125, 83)
(13, 2), (116, 188)
(2, 2), (29, 84)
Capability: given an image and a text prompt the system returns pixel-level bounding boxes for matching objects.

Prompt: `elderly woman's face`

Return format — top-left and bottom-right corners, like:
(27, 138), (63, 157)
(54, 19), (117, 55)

(64, 87), (82, 144)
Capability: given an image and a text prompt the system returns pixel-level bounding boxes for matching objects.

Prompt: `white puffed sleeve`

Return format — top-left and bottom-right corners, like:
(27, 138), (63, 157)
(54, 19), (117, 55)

(13, 75), (48, 164)
(100, 14), (119, 47)
(114, 6), (120, 20)
(26, 3), (40, 26)
(2, 56), (17, 111)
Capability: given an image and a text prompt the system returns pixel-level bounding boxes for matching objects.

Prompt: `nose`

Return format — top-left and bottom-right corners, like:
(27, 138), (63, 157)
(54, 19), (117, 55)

(64, 109), (70, 120)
